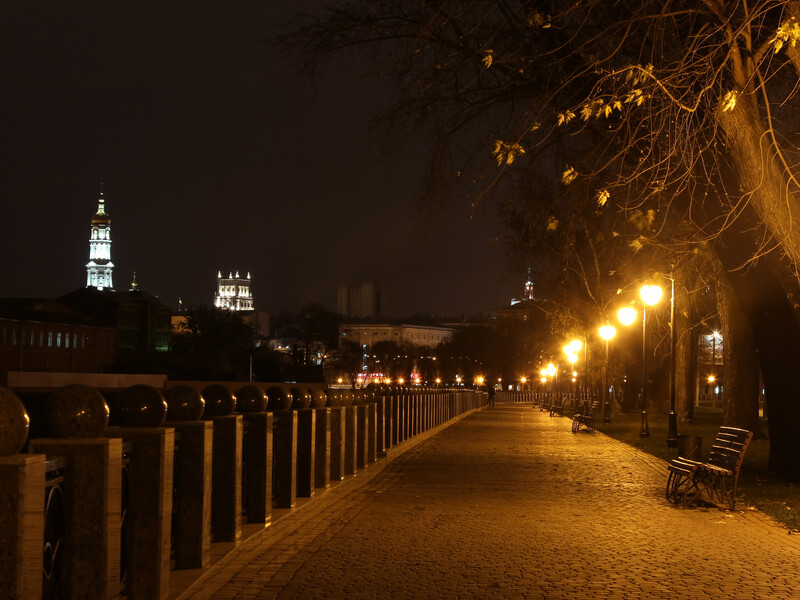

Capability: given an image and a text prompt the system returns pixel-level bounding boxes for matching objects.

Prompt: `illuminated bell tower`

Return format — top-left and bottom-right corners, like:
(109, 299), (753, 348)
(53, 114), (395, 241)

(85, 189), (115, 290)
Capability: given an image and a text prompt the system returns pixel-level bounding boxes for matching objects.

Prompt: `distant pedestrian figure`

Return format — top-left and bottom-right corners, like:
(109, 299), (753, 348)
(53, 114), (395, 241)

(487, 385), (496, 407)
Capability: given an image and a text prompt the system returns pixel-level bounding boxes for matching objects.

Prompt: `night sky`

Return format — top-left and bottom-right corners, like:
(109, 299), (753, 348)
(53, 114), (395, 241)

(0, 2), (515, 318)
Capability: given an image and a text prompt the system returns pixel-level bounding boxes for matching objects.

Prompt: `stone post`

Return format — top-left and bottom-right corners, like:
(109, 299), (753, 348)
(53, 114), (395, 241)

(356, 404), (368, 470)
(28, 437), (123, 599)
(365, 403), (377, 464)
(0, 388), (42, 600)
(374, 396), (386, 456)
(209, 415), (243, 542)
(296, 409), (316, 498)
(109, 384), (174, 600)
(164, 386), (212, 570)
(0, 454), (45, 600)
(329, 407), (345, 482)
(392, 391), (401, 445)
(313, 407), (331, 490)
(30, 384), (120, 600)
(200, 384), (243, 543)
(242, 412), (272, 525)
(343, 406), (357, 476)
(273, 410), (297, 509)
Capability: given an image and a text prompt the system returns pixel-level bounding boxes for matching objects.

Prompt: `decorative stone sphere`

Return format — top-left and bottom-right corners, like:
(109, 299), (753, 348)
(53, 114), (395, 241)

(236, 385), (267, 413)
(0, 387), (30, 455)
(289, 387), (312, 410)
(46, 384), (109, 439)
(164, 385), (205, 421)
(325, 389), (342, 407)
(116, 384), (167, 428)
(266, 386), (292, 411)
(340, 389), (354, 406)
(309, 388), (327, 408)
(202, 384), (237, 417)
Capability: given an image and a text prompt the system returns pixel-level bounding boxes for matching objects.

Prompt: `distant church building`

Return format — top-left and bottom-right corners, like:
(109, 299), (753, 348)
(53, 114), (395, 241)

(510, 268), (535, 305)
(85, 189), (114, 290)
(214, 271), (254, 311)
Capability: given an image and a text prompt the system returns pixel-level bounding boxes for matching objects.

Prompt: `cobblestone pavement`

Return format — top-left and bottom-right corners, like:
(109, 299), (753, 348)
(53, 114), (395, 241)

(179, 405), (800, 599)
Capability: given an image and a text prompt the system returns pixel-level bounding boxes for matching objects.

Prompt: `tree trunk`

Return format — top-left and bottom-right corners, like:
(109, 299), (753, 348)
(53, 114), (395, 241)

(716, 244), (800, 479)
(714, 268), (761, 433)
(674, 273), (697, 424)
(716, 91), (800, 278)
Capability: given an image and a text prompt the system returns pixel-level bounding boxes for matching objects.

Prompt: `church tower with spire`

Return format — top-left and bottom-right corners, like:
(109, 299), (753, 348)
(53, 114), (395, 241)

(85, 187), (115, 290)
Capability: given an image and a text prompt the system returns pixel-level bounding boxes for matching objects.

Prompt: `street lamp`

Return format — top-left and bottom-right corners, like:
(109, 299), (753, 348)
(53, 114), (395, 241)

(638, 284), (663, 438)
(617, 286), (662, 438)
(564, 340), (581, 411)
(598, 324), (616, 424)
(547, 362), (557, 404)
(665, 272), (679, 448)
(564, 338), (587, 407)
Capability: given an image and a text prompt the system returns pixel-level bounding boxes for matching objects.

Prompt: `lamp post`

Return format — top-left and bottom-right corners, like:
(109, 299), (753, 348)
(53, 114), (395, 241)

(638, 284), (663, 438)
(710, 331), (720, 408)
(666, 271), (679, 448)
(618, 285), (662, 438)
(547, 362), (557, 404)
(598, 324), (616, 424)
(564, 343), (577, 409)
(565, 339), (585, 409)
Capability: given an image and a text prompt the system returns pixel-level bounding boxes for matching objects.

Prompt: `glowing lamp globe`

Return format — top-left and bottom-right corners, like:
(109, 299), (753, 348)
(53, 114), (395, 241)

(640, 284), (663, 306)
(599, 325), (616, 341)
(618, 307), (637, 326)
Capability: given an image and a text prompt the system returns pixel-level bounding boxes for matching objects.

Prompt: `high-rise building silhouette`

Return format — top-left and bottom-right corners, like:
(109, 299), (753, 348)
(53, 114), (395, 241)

(337, 281), (384, 319)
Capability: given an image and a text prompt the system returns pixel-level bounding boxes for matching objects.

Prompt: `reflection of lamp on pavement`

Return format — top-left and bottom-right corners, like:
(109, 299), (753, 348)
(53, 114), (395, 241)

(598, 324), (616, 424)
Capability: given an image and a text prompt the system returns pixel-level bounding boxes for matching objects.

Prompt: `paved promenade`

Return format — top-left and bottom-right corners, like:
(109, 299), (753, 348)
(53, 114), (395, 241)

(178, 404), (800, 599)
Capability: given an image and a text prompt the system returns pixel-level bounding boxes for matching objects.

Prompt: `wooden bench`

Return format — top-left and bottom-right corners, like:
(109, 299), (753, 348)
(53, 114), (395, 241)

(571, 400), (599, 433)
(666, 426), (753, 510)
(549, 396), (566, 417)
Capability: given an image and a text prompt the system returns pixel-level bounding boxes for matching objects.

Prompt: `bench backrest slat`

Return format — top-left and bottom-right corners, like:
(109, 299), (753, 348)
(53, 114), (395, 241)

(707, 427), (752, 472)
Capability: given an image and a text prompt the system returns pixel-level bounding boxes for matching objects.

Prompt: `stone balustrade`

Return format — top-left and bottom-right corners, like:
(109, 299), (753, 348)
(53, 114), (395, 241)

(0, 381), (486, 600)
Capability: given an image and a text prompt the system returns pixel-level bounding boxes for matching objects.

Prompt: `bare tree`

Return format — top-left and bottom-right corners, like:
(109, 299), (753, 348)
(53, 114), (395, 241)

(281, 0), (800, 477)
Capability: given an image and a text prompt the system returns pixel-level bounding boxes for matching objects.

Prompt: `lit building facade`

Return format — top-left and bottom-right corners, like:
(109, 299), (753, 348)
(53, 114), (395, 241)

(0, 299), (117, 381)
(85, 190), (115, 290)
(214, 271), (254, 311)
(338, 323), (454, 348)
